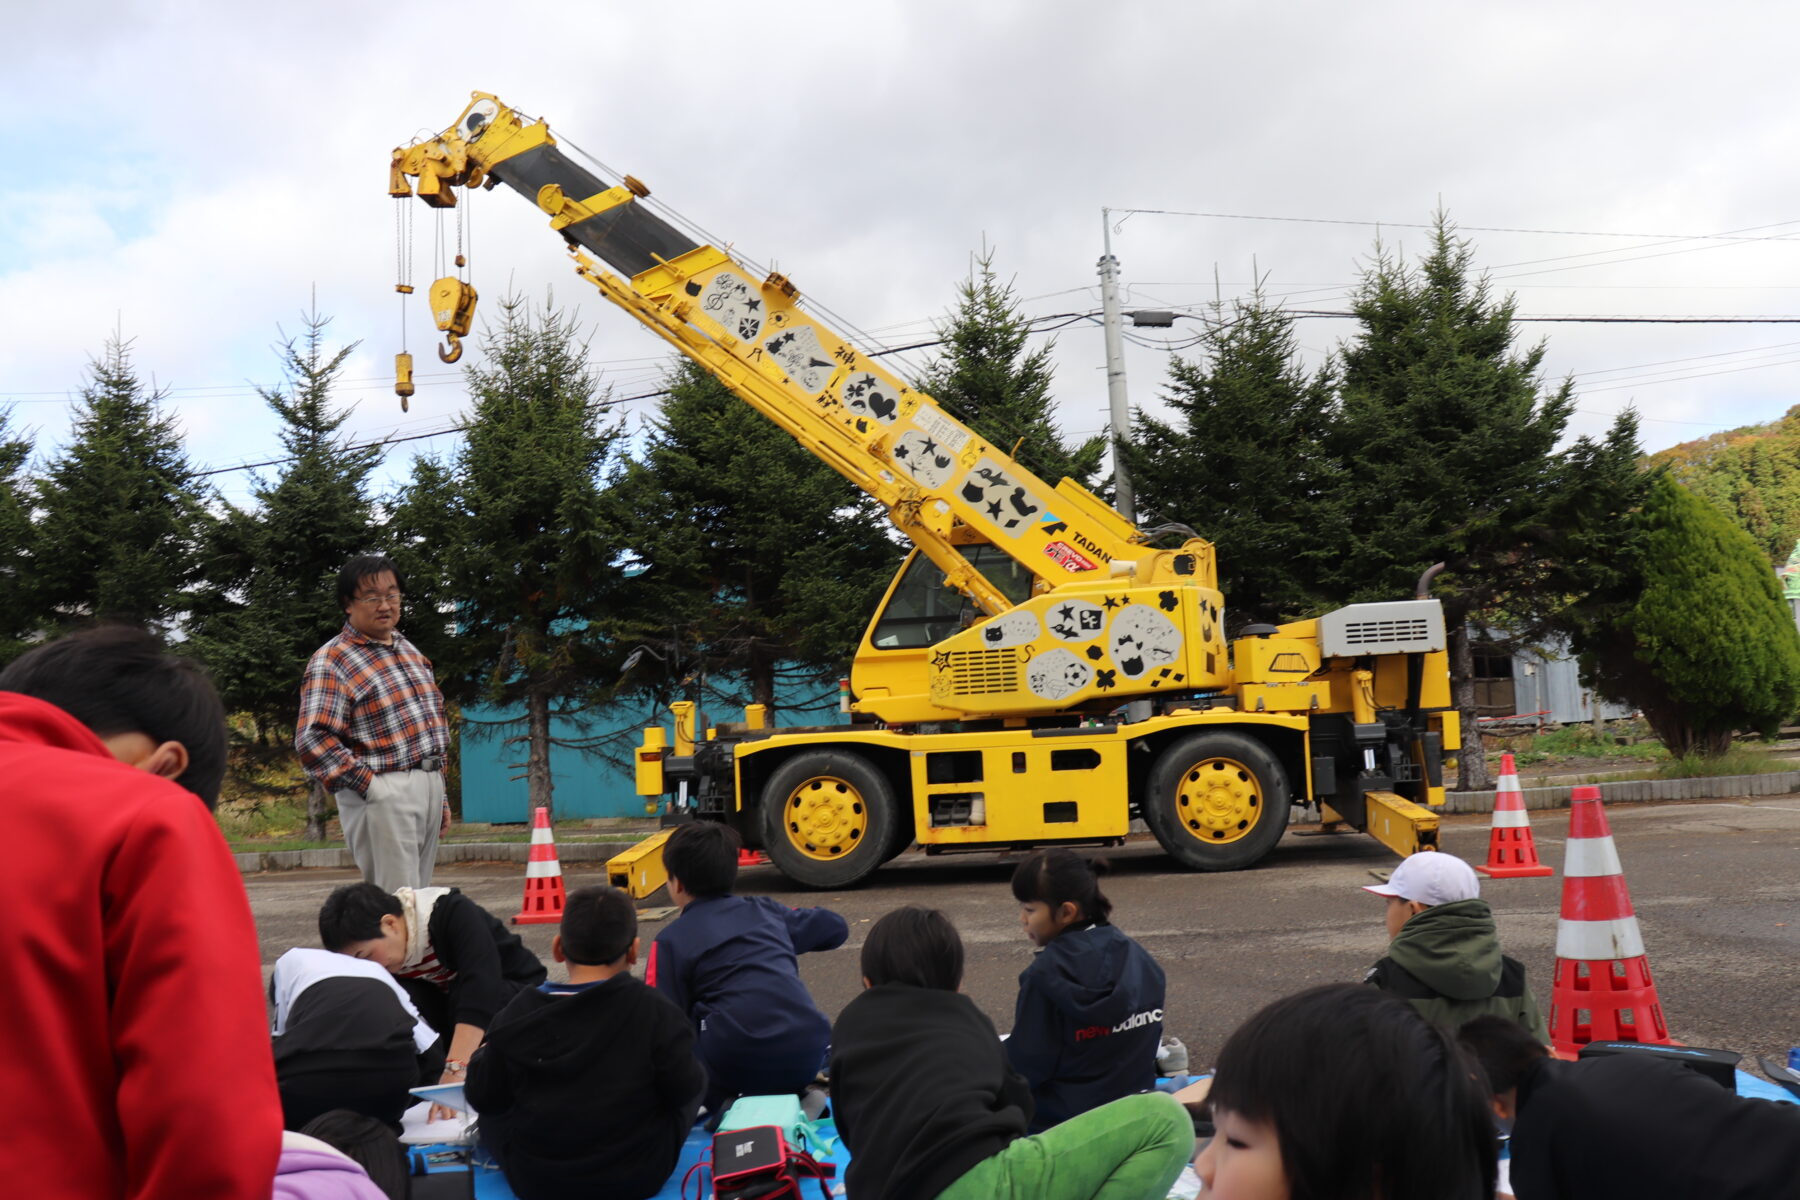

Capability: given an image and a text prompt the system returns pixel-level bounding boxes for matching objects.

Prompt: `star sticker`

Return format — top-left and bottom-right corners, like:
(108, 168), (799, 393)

(931, 651), (951, 670)
(1055, 604), (1074, 621)
(1103, 596), (1121, 610)
(921, 438), (938, 456)
(987, 500), (1004, 518)
(745, 298), (762, 311)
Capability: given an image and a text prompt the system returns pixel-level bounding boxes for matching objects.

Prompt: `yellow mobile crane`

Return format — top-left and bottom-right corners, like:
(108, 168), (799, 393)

(390, 93), (1459, 891)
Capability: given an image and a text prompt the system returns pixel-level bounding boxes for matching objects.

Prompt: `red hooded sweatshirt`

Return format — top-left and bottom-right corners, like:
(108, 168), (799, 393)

(0, 692), (281, 1198)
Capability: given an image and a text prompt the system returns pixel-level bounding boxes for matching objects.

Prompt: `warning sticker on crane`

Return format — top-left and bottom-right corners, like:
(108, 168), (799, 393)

(763, 325), (835, 393)
(913, 407), (970, 453)
(960, 458), (1043, 539)
(699, 272), (764, 341)
(1043, 542), (1099, 573)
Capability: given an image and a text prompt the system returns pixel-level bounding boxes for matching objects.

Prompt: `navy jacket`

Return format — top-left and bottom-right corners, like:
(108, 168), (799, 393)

(648, 893), (847, 1088)
(1005, 921), (1165, 1131)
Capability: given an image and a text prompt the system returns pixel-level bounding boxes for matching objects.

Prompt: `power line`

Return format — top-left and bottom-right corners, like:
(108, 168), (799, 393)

(1110, 208), (1800, 246)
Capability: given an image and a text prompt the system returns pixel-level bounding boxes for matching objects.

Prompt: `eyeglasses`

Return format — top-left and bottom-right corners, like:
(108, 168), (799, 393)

(352, 592), (404, 607)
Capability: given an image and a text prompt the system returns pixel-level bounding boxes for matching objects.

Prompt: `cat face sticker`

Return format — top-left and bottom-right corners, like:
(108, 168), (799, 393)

(699, 272), (763, 341)
(978, 611), (1040, 650)
(1108, 604), (1182, 679)
(1027, 648), (1093, 701)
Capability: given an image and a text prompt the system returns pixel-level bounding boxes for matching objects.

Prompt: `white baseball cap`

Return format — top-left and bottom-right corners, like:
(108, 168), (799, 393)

(1362, 851), (1480, 906)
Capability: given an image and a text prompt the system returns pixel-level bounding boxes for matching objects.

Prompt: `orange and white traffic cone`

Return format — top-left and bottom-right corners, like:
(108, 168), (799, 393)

(737, 847), (768, 867)
(511, 806), (567, 925)
(1546, 786), (1672, 1055)
(1477, 752), (1553, 878)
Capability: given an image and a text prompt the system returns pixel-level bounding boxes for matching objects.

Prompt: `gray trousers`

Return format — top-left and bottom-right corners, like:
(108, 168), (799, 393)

(336, 768), (445, 892)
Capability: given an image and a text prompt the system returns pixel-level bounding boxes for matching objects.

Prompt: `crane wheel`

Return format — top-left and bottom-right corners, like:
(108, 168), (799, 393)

(1143, 731), (1290, 871)
(760, 750), (898, 890)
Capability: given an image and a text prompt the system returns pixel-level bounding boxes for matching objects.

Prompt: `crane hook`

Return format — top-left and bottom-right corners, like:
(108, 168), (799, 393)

(438, 332), (464, 364)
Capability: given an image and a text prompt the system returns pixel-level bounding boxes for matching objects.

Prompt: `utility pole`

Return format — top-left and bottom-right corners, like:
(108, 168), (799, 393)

(1098, 208), (1135, 521)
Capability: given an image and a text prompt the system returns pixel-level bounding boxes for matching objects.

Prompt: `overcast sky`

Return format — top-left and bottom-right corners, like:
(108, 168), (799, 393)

(7, 1), (1797, 510)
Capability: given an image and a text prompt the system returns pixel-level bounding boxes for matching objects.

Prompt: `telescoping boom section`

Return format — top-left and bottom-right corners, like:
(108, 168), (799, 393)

(391, 93), (1461, 890)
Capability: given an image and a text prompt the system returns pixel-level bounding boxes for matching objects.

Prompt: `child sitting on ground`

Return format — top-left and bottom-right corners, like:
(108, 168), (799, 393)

(1007, 849), (1167, 1131)
(831, 905), (1194, 1200)
(467, 886), (705, 1200)
(270, 946), (438, 1131)
(649, 822), (847, 1113)
(1195, 984), (1496, 1200)
(1362, 850), (1547, 1041)
(318, 882), (546, 1105)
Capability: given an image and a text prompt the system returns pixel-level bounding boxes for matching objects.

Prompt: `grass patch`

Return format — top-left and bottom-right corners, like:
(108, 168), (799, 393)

(217, 795), (313, 843)
(1507, 721), (1668, 766)
(1651, 747), (1794, 778)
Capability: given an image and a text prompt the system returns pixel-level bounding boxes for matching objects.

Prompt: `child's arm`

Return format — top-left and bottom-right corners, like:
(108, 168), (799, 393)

(434, 896), (515, 1033)
(1003, 967), (1062, 1089)
(464, 1041), (514, 1116)
(776, 900), (850, 955)
(646, 932), (692, 1016)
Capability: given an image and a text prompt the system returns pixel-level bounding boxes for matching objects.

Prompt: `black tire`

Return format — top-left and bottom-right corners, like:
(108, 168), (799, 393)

(759, 750), (899, 889)
(1143, 731), (1290, 871)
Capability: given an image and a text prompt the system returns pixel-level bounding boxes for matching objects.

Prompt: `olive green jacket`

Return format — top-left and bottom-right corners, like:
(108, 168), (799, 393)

(1365, 897), (1549, 1043)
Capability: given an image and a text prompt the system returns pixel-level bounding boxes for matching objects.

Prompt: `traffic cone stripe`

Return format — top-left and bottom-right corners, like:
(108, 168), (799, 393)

(1493, 772), (1522, 794)
(1567, 799), (1615, 840)
(525, 859), (563, 879)
(1563, 875), (1636, 922)
(1491, 808), (1531, 828)
(1555, 916), (1646, 961)
(1563, 838), (1624, 878)
(530, 825), (555, 845)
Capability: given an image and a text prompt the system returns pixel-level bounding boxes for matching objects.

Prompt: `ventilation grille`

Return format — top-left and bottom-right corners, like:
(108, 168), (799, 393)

(946, 649), (1021, 696)
(1319, 601), (1446, 656)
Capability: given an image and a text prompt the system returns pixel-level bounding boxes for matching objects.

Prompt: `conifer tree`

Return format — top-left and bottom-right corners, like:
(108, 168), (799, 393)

(0, 408), (34, 661)
(1575, 473), (1800, 756)
(614, 360), (902, 717)
(1124, 292), (1339, 628)
(432, 295), (629, 816)
(915, 248), (1106, 489)
(32, 336), (209, 634)
(189, 310), (384, 743)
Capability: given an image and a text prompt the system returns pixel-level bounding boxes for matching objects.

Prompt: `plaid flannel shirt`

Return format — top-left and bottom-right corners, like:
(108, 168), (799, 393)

(295, 624), (448, 796)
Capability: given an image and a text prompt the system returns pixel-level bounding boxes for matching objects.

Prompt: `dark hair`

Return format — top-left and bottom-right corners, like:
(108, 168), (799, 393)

(299, 1109), (409, 1200)
(0, 625), (229, 806)
(1457, 1015), (1551, 1097)
(560, 885), (637, 965)
(662, 821), (739, 897)
(861, 906), (964, 991)
(318, 882), (403, 951)
(1209, 984), (1497, 1200)
(1010, 849), (1113, 926)
(337, 554), (405, 611)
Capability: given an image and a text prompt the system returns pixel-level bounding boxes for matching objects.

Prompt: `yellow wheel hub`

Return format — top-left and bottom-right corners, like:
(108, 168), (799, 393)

(782, 776), (868, 861)
(1174, 757), (1262, 844)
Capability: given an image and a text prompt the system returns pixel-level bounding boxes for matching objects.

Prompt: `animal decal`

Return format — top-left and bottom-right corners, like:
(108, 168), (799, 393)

(978, 611), (1040, 650)
(959, 457), (1042, 539)
(1046, 600), (1105, 643)
(1108, 604), (1182, 679)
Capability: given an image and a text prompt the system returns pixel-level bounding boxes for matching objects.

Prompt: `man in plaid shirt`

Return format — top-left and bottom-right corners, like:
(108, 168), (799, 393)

(297, 553), (451, 891)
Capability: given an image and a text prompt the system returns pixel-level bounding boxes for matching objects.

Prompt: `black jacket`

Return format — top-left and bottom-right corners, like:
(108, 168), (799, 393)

(466, 975), (706, 1200)
(1511, 1054), (1800, 1199)
(420, 889), (548, 1030)
(272, 976), (423, 1078)
(1005, 921), (1166, 1131)
(830, 984), (1031, 1200)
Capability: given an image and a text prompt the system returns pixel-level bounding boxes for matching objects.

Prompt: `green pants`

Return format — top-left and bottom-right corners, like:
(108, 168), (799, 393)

(937, 1092), (1195, 1200)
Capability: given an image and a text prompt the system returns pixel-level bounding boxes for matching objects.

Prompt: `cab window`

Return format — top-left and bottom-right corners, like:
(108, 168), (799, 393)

(869, 547), (1036, 650)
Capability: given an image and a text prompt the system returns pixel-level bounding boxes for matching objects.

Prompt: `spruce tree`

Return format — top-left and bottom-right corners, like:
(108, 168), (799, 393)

(1575, 473), (1800, 756)
(32, 336), (210, 634)
(1329, 217), (1641, 788)
(0, 408), (34, 661)
(189, 309), (384, 741)
(1123, 292), (1339, 628)
(915, 248), (1106, 489)
(614, 360), (903, 717)
(435, 295), (629, 816)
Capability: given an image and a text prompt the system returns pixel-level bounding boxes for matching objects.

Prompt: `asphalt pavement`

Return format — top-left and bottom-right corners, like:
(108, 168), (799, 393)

(246, 794), (1800, 1076)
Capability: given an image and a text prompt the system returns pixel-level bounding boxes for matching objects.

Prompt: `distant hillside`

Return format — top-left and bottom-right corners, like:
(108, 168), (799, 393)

(1650, 405), (1800, 566)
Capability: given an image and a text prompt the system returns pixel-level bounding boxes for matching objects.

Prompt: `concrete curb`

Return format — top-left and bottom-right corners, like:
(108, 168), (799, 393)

(235, 840), (638, 875)
(1438, 768), (1800, 815)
